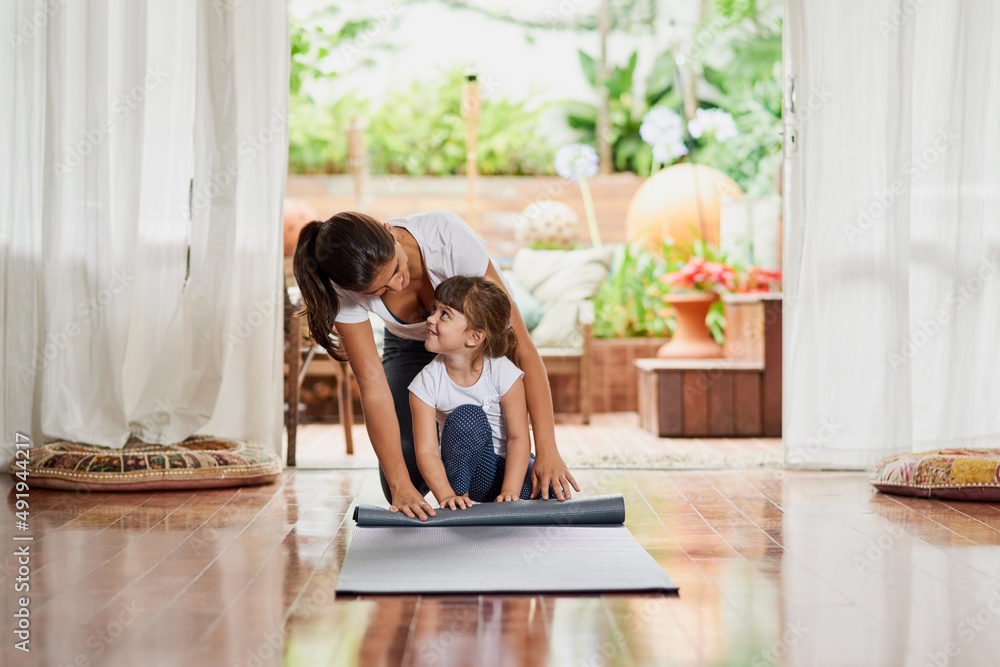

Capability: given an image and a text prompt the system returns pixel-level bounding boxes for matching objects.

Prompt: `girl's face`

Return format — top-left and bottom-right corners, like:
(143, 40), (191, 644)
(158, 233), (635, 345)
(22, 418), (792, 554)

(425, 300), (478, 354)
(363, 239), (410, 297)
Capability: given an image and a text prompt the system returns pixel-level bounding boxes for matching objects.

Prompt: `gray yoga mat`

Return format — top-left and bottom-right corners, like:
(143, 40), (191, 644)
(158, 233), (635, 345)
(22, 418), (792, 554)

(337, 494), (678, 595)
(353, 493), (626, 527)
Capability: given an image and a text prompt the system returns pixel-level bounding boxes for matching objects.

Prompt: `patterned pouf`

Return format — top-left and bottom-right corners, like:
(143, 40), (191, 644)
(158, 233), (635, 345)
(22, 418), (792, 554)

(8, 435), (281, 492)
(869, 448), (1000, 501)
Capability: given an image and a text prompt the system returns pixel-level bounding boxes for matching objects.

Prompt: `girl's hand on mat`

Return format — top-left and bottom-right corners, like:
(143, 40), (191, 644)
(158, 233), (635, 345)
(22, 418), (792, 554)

(390, 487), (436, 521)
(530, 452), (581, 501)
(495, 492), (521, 502)
(438, 494), (473, 511)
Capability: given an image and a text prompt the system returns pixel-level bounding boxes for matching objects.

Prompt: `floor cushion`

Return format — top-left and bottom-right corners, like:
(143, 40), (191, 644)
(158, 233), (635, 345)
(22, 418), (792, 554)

(8, 435), (281, 492)
(869, 448), (1000, 501)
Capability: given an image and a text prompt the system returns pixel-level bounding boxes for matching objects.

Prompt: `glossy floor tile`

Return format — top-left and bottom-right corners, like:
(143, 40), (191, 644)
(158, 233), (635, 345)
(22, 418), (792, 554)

(3, 433), (999, 666)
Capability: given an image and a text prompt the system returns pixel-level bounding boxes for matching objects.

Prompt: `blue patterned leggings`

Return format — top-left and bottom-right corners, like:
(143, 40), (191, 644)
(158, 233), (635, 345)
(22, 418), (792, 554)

(441, 404), (534, 502)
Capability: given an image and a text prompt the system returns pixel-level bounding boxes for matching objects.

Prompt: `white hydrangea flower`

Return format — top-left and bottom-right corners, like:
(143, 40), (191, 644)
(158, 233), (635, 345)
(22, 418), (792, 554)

(640, 106), (684, 147)
(688, 107), (737, 142)
(554, 143), (599, 182)
(652, 141), (689, 163)
(640, 106), (689, 164)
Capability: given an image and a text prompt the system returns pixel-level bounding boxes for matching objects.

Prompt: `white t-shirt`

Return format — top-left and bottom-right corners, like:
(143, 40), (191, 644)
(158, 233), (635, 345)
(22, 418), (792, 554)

(333, 209), (510, 340)
(408, 355), (525, 457)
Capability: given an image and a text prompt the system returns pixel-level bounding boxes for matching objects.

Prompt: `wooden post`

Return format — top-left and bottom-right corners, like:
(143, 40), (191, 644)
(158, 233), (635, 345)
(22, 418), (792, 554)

(283, 287), (300, 467)
(461, 74), (481, 231)
(596, 0), (612, 175)
(347, 117), (365, 211)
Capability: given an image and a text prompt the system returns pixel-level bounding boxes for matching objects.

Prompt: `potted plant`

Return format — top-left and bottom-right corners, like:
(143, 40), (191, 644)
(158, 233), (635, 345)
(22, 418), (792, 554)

(653, 256), (737, 358)
(650, 247), (782, 358)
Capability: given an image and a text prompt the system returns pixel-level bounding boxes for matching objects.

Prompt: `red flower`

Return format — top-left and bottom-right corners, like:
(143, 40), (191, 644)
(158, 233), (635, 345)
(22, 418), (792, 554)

(739, 266), (783, 293)
(659, 258), (781, 295)
(660, 257), (741, 292)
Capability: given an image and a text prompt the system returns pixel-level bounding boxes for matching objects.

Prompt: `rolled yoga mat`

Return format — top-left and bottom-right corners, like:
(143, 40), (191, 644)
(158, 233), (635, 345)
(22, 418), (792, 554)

(337, 494), (678, 595)
(352, 492), (626, 527)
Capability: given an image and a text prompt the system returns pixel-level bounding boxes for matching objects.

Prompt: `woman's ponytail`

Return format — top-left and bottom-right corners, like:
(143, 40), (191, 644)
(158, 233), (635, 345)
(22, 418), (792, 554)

(293, 221), (346, 360)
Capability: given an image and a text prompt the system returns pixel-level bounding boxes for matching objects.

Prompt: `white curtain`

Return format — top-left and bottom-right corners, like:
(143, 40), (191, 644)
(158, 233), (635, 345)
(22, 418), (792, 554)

(784, 0), (1000, 469)
(0, 0), (288, 467)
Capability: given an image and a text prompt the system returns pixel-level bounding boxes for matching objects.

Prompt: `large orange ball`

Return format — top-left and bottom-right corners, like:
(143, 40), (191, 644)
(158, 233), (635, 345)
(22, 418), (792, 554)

(625, 163), (743, 248)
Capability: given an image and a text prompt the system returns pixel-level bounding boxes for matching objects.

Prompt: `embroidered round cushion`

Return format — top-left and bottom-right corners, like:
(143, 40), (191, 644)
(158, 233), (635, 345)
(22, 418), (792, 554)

(8, 435), (281, 492)
(869, 448), (1000, 501)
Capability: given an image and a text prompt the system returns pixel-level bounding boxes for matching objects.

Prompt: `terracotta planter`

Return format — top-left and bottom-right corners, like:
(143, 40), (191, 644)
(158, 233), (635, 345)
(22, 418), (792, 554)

(656, 293), (724, 359)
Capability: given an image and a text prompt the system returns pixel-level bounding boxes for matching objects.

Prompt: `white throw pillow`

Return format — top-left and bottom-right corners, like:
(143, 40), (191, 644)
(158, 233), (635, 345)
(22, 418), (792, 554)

(511, 246), (614, 348)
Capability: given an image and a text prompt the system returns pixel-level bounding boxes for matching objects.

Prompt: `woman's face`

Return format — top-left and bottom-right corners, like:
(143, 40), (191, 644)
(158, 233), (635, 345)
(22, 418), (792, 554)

(363, 240), (409, 297)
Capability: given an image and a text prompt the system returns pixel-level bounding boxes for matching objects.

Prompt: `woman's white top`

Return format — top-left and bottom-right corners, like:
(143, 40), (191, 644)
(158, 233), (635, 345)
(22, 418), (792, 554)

(408, 355), (524, 456)
(333, 209), (508, 340)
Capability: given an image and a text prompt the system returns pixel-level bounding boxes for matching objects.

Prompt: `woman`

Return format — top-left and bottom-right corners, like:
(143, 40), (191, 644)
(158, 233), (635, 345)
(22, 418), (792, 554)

(293, 209), (579, 521)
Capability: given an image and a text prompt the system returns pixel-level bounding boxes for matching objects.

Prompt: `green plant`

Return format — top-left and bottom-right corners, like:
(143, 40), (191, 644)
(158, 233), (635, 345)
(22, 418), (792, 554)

(288, 93), (368, 174)
(288, 69), (558, 176)
(365, 69), (556, 176)
(688, 0), (783, 194)
(561, 0), (782, 193)
(563, 50), (680, 176)
(693, 41), (782, 193)
(286, 3), (394, 174)
(365, 72), (465, 176)
(593, 242), (675, 339)
(288, 3), (400, 97)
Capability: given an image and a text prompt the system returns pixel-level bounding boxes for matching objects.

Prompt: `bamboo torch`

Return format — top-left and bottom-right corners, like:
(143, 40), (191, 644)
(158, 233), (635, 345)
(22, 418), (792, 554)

(461, 74), (481, 232)
(347, 117), (366, 211)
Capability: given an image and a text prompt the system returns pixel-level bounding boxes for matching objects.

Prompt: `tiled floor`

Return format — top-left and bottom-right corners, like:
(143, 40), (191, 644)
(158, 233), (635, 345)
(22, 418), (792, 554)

(3, 426), (999, 666)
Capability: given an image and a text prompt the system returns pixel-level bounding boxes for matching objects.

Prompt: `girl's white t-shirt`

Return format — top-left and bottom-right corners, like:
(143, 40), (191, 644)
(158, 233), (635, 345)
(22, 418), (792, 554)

(408, 355), (524, 457)
(333, 209), (509, 340)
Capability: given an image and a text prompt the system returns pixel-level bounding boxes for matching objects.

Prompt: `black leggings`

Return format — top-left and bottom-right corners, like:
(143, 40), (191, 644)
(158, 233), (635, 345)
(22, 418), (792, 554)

(440, 404), (534, 502)
(378, 331), (437, 501)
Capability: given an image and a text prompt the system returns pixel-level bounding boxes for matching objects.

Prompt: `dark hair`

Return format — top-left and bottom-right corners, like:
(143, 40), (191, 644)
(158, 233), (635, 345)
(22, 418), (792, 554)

(292, 211), (396, 361)
(434, 275), (518, 366)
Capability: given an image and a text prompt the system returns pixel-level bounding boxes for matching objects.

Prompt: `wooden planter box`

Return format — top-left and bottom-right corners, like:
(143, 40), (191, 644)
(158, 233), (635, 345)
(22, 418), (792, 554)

(636, 359), (765, 436)
(547, 337), (663, 414)
(635, 295), (782, 437)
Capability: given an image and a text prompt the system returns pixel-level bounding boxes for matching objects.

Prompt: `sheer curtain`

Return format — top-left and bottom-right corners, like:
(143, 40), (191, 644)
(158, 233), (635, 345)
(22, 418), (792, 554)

(0, 0), (288, 467)
(783, 0), (1000, 469)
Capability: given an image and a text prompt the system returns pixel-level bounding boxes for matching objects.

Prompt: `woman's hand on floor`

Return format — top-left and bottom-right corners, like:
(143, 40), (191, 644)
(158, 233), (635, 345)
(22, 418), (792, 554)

(530, 452), (580, 501)
(390, 486), (437, 521)
(438, 493), (474, 511)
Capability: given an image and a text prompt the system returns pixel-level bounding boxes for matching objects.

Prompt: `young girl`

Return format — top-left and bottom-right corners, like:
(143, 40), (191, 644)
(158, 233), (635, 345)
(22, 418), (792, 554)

(408, 276), (534, 509)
